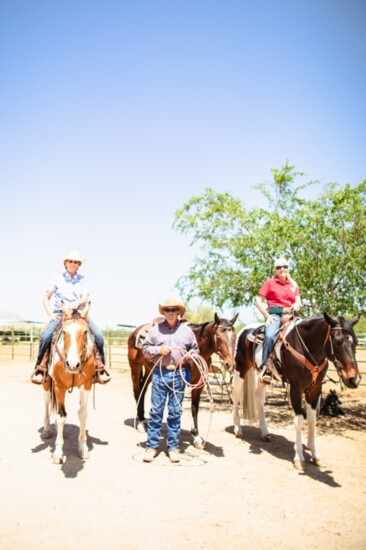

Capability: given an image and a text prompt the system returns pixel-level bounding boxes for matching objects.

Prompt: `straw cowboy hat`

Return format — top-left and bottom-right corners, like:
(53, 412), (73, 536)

(158, 297), (186, 316)
(62, 250), (86, 264)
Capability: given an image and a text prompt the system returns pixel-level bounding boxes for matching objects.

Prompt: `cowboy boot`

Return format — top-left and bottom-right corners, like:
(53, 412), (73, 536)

(31, 349), (50, 385)
(94, 351), (111, 384)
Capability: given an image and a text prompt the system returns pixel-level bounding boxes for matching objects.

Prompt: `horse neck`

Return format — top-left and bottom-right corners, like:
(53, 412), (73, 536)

(195, 322), (215, 360)
(295, 317), (329, 362)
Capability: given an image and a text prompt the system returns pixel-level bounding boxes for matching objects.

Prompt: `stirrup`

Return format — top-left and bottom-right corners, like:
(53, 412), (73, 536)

(94, 366), (111, 384)
(30, 366), (48, 385)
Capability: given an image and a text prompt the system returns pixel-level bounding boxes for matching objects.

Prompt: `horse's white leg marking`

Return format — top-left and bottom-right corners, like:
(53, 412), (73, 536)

(256, 383), (270, 440)
(53, 413), (66, 464)
(306, 401), (321, 465)
(232, 372), (243, 437)
(42, 388), (52, 439)
(293, 413), (305, 469)
(193, 435), (204, 449)
(78, 387), (90, 459)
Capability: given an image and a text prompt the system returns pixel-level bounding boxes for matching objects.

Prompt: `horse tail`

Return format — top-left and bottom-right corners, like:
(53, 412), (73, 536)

(49, 378), (57, 416)
(242, 366), (258, 423)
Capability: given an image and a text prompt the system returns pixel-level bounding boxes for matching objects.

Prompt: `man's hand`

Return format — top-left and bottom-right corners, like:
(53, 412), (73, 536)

(160, 346), (172, 356)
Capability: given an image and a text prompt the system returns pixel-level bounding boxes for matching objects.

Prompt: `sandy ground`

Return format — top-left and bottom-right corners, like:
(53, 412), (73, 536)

(0, 360), (365, 550)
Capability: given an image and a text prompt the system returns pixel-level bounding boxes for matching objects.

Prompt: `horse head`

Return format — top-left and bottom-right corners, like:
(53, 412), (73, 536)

(60, 302), (92, 374)
(324, 312), (361, 389)
(213, 312), (238, 372)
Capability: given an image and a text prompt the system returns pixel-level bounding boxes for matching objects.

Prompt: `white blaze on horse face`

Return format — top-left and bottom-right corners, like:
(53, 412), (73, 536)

(65, 324), (82, 369)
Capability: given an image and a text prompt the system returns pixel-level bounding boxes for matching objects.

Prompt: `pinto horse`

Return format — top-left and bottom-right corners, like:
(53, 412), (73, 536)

(232, 313), (361, 469)
(42, 304), (96, 464)
(128, 313), (238, 447)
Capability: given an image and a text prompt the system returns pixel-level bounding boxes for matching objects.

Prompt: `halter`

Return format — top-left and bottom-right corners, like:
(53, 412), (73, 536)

(53, 318), (93, 375)
(280, 322), (354, 385)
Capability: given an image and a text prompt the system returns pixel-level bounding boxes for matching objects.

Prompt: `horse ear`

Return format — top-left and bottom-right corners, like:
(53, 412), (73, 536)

(214, 312), (221, 325)
(229, 313), (239, 326)
(324, 312), (338, 327)
(349, 313), (361, 327)
(80, 302), (90, 318)
(61, 301), (72, 318)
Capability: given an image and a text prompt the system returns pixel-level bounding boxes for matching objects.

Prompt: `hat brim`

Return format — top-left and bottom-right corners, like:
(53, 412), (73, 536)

(61, 256), (85, 264)
(159, 304), (186, 316)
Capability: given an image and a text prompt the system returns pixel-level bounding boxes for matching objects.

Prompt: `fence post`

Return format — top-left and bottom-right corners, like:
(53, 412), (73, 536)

(11, 326), (15, 360)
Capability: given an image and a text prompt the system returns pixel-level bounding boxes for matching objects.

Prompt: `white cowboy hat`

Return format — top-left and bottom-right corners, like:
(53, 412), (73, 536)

(158, 297), (186, 316)
(62, 250), (86, 264)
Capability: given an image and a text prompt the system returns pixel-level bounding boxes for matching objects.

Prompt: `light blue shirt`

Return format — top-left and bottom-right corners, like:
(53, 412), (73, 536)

(46, 271), (89, 310)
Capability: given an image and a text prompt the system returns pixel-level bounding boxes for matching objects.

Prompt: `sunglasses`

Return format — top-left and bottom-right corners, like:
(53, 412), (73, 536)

(67, 260), (80, 264)
(164, 308), (178, 313)
(276, 265), (288, 270)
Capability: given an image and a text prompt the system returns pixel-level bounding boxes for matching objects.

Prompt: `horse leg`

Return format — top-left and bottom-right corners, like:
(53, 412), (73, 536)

(42, 386), (52, 439)
(290, 385), (306, 470)
(53, 401), (66, 464)
(191, 388), (204, 449)
(130, 361), (149, 432)
(256, 382), (270, 442)
(78, 386), (90, 459)
(305, 400), (322, 466)
(232, 372), (243, 437)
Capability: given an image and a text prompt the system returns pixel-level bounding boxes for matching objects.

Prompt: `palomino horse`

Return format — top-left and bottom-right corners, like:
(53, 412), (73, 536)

(232, 313), (361, 469)
(128, 313), (238, 447)
(42, 304), (96, 464)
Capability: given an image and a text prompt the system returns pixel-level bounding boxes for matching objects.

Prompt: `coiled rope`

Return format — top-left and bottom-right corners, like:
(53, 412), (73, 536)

(135, 348), (214, 450)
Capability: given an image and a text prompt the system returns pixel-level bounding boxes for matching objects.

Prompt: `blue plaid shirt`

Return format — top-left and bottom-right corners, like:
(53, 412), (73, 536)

(46, 271), (89, 310)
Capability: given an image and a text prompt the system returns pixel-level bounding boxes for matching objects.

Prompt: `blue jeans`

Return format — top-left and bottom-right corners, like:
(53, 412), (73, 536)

(261, 314), (281, 367)
(36, 310), (105, 364)
(147, 367), (187, 451)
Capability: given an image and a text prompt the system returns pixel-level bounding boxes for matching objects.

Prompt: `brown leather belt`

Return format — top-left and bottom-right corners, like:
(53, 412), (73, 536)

(164, 364), (177, 371)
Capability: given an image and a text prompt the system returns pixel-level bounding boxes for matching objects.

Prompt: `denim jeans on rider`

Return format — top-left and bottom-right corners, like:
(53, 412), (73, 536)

(36, 310), (105, 364)
(146, 367), (188, 452)
(261, 314), (281, 367)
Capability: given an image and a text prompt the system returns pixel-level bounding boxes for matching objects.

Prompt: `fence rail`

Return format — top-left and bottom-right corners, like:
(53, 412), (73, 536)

(1, 324), (365, 384)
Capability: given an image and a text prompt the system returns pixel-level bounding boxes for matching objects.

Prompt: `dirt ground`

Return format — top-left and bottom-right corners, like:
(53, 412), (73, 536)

(0, 359), (365, 550)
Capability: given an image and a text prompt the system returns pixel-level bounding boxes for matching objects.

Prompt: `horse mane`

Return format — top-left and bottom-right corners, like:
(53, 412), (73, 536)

(188, 321), (211, 340)
(65, 309), (83, 320)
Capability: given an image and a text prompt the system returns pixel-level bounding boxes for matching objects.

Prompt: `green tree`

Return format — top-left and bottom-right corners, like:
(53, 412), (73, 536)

(174, 163), (366, 316)
(185, 302), (216, 323)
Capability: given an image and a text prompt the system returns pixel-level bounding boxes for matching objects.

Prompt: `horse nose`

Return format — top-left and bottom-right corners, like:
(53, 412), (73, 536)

(349, 375), (361, 389)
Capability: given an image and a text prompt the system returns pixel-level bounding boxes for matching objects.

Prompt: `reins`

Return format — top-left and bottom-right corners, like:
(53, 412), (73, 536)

(280, 322), (351, 386)
(279, 324), (331, 384)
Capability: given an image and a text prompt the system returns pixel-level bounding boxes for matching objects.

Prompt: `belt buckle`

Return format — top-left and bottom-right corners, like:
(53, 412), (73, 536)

(165, 364), (176, 371)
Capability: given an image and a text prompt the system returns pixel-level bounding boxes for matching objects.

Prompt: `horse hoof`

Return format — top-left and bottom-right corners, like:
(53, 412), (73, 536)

(293, 460), (305, 471)
(193, 436), (204, 450)
(311, 458), (322, 468)
(137, 421), (146, 433)
(79, 449), (89, 459)
(262, 434), (271, 443)
(234, 426), (242, 438)
(52, 455), (63, 464)
(42, 429), (52, 439)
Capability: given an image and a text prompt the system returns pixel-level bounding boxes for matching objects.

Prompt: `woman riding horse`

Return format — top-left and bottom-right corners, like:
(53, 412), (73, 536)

(256, 257), (301, 384)
(30, 249), (110, 385)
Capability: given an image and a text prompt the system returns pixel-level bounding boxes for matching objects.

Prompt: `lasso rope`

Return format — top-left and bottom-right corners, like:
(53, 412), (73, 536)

(134, 348), (214, 450)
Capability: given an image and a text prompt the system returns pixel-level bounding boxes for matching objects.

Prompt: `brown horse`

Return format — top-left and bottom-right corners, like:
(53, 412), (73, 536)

(128, 313), (238, 447)
(232, 313), (361, 469)
(42, 304), (96, 464)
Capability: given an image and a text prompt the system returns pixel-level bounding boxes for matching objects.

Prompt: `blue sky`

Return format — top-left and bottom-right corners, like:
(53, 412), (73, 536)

(0, 0), (365, 327)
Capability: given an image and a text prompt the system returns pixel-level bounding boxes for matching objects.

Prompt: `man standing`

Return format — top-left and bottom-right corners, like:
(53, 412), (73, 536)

(142, 298), (199, 463)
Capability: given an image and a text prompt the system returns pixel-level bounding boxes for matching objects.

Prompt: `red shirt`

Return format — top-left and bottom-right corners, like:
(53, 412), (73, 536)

(258, 276), (300, 308)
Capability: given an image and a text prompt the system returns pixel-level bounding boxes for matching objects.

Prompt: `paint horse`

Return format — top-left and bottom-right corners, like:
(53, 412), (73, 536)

(128, 313), (238, 448)
(232, 313), (361, 469)
(42, 304), (96, 464)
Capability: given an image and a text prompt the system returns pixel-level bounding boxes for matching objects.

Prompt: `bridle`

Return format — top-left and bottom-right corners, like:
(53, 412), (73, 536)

(279, 322), (353, 385)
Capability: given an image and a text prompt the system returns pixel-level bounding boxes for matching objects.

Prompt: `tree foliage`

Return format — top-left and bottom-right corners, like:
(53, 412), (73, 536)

(173, 163), (366, 316)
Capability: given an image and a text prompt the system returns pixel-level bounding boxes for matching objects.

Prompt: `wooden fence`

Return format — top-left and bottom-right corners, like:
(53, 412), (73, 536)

(0, 323), (365, 385)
